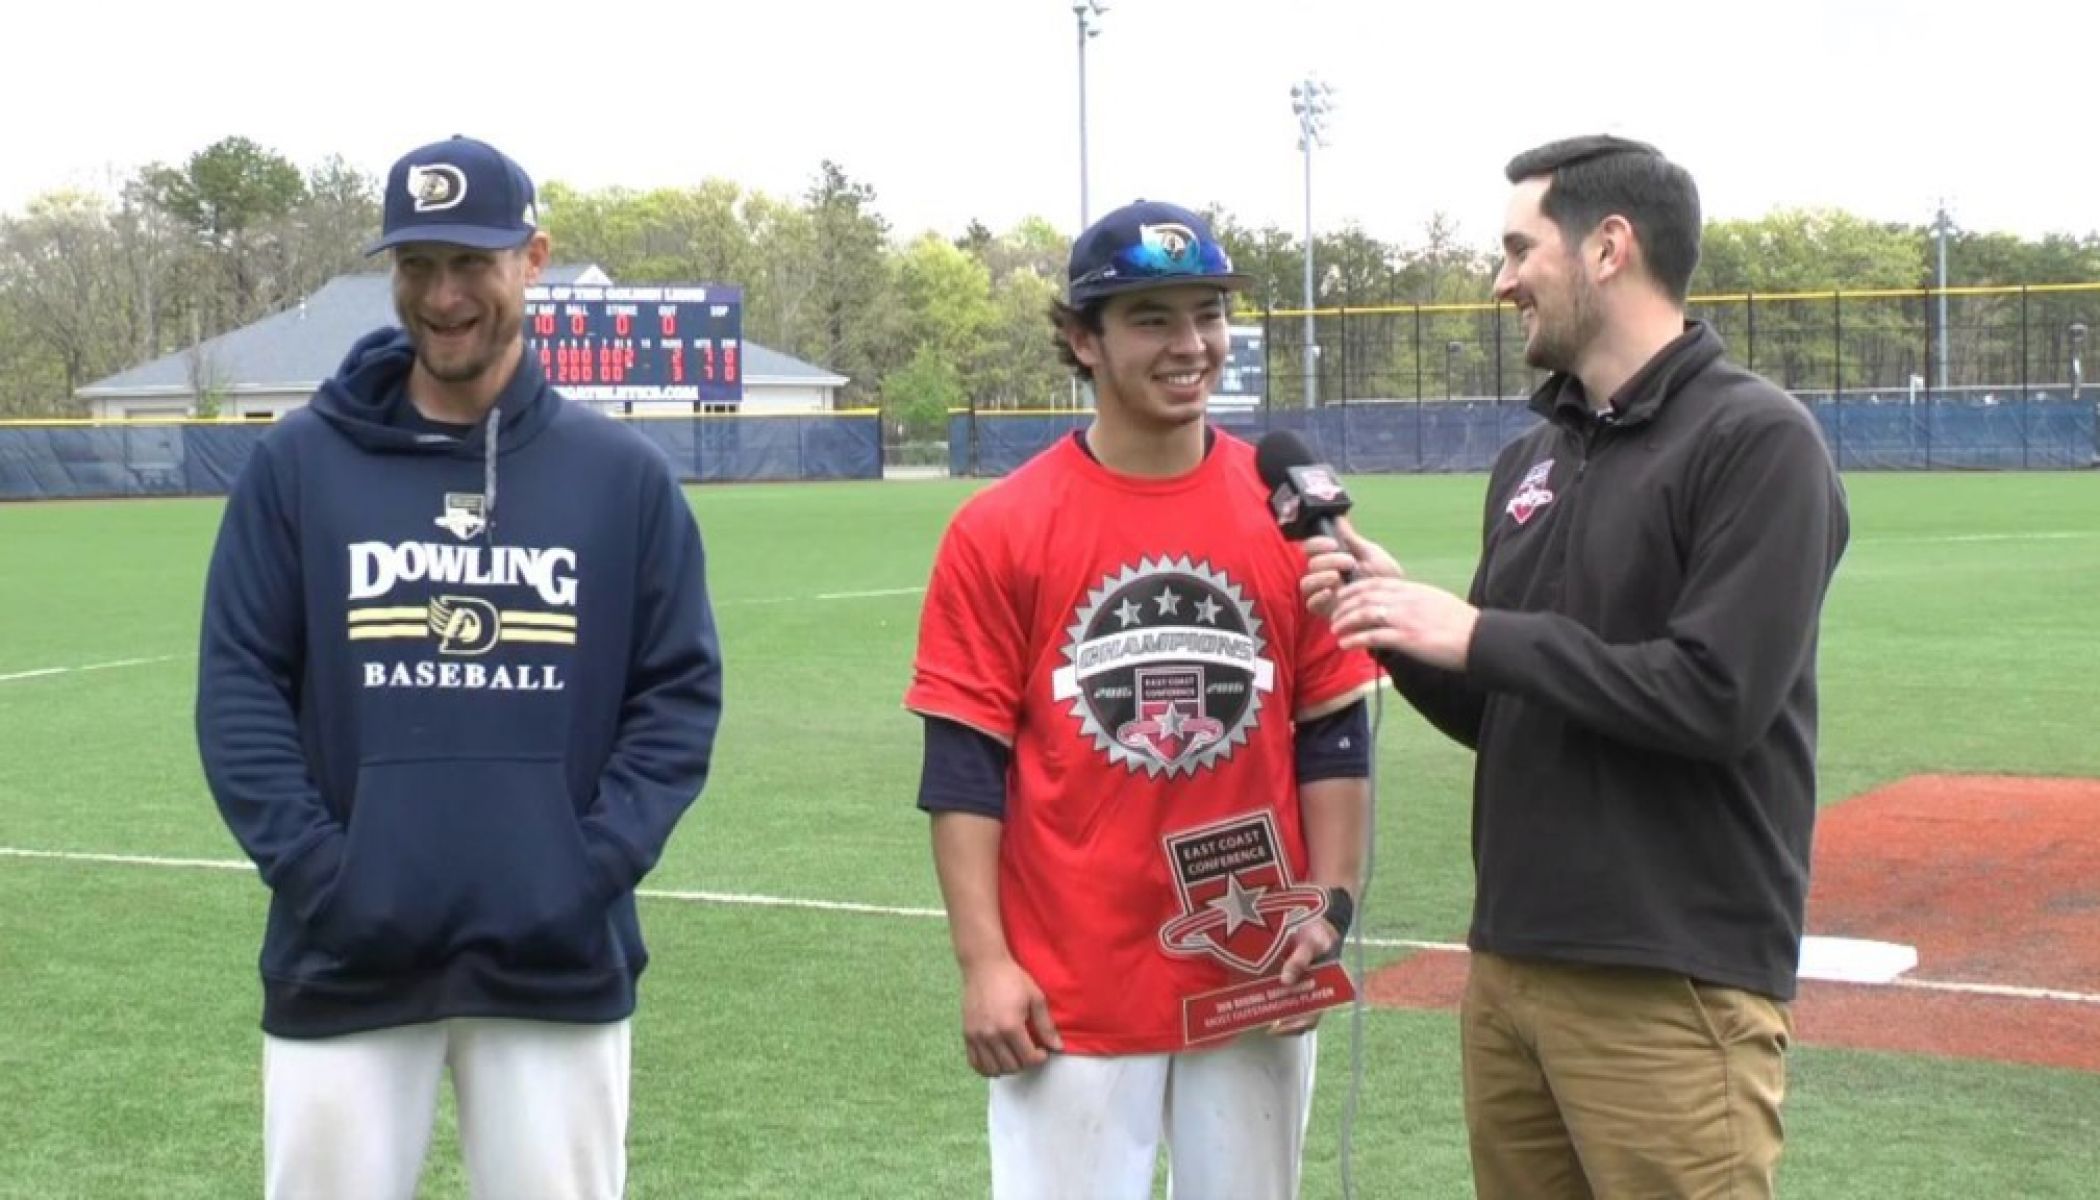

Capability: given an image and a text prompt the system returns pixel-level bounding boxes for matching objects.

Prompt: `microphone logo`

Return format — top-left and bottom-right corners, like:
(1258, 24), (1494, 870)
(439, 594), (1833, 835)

(1269, 464), (1354, 542)
(1296, 464), (1346, 502)
(1256, 430), (1353, 540)
(1269, 484), (1302, 529)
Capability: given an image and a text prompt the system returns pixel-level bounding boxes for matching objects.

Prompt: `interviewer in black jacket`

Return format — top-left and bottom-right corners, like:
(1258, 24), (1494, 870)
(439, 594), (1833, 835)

(1301, 135), (1849, 1200)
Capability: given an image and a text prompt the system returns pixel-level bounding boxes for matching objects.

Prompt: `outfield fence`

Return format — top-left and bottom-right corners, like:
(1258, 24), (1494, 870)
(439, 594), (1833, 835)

(0, 410), (883, 501)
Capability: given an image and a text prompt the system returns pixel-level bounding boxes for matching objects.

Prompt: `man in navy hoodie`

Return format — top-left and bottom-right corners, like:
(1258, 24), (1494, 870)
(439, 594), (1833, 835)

(197, 135), (723, 1199)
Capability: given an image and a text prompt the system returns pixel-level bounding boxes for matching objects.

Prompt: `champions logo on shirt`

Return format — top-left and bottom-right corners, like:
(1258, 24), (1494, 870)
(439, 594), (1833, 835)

(1049, 556), (1276, 777)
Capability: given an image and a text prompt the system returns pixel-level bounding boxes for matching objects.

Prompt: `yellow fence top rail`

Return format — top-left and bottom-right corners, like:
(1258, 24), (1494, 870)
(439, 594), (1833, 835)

(1252, 280), (2100, 319)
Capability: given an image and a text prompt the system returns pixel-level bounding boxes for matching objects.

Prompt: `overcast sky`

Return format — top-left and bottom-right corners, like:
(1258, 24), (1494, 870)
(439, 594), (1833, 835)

(5, 0), (2090, 251)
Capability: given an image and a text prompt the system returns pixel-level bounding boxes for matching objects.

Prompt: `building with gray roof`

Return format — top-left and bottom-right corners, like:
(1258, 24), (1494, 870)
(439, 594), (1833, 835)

(78, 265), (848, 419)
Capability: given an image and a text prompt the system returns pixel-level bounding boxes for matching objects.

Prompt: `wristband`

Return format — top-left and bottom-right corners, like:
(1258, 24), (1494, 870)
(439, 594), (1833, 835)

(1321, 886), (1355, 938)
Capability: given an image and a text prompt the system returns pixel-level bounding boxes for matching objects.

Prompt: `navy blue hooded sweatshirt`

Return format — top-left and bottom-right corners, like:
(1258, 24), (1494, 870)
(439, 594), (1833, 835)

(197, 328), (723, 1038)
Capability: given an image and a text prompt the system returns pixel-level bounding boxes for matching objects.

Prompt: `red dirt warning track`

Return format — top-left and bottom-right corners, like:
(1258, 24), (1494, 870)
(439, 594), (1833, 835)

(1366, 775), (2100, 1072)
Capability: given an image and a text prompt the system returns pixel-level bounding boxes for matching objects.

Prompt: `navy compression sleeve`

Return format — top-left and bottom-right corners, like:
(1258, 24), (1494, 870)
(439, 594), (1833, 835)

(1296, 699), (1370, 783)
(919, 700), (1364, 813)
(916, 716), (1011, 818)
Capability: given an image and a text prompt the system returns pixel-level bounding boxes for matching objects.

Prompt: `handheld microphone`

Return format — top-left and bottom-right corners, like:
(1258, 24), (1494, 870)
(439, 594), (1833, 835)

(1255, 430), (1356, 578)
(1254, 429), (1385, 1200)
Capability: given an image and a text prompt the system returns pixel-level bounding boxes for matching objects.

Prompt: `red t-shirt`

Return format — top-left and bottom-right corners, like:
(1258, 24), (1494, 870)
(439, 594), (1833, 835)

(906, 431), (1380, 1053)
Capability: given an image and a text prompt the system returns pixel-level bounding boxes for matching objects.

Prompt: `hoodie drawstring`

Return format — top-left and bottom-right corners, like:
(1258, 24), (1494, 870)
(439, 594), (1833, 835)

(483, 407), (501, 544)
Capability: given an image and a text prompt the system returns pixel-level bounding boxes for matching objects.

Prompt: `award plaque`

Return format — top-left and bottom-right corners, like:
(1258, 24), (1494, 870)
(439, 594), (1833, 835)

(1157, 812), (1357, 1046)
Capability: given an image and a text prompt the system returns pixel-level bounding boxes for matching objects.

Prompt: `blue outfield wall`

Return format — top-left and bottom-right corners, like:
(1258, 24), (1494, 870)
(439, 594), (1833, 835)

(0, 413), (883, 501)
(621, 415), (881, 484)
(950, 398), (2099, 477)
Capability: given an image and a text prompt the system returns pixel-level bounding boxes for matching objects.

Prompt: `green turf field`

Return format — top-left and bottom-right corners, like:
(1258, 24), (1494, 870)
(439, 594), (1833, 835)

(2, 471), (2097, 1197)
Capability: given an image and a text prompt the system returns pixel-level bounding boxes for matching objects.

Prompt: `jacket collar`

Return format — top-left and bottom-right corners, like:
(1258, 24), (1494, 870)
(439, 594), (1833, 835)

(1528, 320), (1725, 430)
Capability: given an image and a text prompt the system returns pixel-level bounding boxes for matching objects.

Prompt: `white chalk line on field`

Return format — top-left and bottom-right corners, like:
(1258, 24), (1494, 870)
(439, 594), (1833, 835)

(0, 846), (252, 871)
(0, 585), (923, 681)
(6, 844), (2097, 1007)
(814, 587), (926, 601)
(1866, 530), (2097, 545)
(715, 586), (927, 607)
(0, 654), (189, 684)
(1890, 976), (2100, 1006)
(651, 886), (1469, 954)
(0, 584), (919, 680)
(8, 532), (2080, 677)
(647, 887), (943, 919)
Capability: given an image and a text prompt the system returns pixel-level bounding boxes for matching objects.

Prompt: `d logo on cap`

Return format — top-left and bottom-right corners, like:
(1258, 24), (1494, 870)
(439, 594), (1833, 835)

(408, 164), (468, 213)
(1143, 223), (1196, 261)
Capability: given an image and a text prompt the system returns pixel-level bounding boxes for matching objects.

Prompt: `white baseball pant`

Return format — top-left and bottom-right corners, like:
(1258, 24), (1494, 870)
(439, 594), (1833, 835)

(988, 1030), (1317, 1199)
(262, 1016), (630, 1200)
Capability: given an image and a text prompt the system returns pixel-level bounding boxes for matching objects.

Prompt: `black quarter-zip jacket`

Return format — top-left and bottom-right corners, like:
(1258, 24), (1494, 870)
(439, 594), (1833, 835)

(1386, 321), (1849, 1000)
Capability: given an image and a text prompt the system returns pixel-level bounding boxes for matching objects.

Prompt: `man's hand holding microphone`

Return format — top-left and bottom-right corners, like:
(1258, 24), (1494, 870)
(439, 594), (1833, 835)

(1257, 430), (1480, 672)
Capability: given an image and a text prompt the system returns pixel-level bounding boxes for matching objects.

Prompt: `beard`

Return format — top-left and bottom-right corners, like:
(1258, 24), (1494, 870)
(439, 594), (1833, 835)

(405, 309), (522, 385)
(1523, 274), (1603, 375)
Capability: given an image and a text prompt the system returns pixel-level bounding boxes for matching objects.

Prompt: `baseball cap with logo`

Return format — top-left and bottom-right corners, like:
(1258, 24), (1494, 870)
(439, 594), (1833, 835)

(364, 135), (539, 255)
(1065, 200), (1252, 306)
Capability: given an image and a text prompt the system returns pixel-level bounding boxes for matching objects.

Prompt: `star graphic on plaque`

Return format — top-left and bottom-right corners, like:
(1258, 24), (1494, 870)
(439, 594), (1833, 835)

(1207, 873), (1270, 935)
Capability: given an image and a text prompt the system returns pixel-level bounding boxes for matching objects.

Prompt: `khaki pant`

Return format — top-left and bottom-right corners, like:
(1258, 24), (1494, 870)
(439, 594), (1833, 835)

(1462, 952), (1792, 1200)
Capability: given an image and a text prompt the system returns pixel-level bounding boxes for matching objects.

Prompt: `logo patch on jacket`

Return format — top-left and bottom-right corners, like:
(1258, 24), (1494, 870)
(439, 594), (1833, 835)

(1505, 459), (1556, 526)
(435, 493), (488, 540)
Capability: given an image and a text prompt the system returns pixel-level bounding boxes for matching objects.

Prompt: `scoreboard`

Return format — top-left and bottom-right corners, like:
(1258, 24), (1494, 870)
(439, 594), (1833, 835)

(1216, 324), (1267, 407)
(523, 284), (743, 405)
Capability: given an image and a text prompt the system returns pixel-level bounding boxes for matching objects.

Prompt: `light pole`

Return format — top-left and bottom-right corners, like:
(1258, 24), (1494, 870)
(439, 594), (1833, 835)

(1290, 77), (1333, 408)
(1074, 1), (1107, 230)
(1069, 2), (1108, 412)
(1932, 200), (1953, 394)
(2072, 321), (2088, 404)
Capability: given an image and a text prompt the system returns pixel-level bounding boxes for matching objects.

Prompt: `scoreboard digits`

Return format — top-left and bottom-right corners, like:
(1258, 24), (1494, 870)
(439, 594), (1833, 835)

(523, 284), (743, 405)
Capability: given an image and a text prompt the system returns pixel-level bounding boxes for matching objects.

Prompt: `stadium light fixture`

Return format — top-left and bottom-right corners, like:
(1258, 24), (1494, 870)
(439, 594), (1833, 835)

(1074, 1), (1108, 229)
(1290, 77), (1334, 407)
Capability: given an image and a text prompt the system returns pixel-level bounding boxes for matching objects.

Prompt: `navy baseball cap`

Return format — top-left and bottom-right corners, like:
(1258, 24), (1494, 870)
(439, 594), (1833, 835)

(1066, 200), (1252, 306)
(365, 136), (538, 255)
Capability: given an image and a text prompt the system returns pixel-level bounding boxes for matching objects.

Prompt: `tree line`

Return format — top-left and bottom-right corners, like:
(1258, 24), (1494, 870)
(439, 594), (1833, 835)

(5, 137), (2097, 428)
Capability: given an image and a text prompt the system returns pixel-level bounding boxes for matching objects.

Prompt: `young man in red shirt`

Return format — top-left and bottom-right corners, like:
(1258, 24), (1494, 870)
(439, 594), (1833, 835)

(906, 200), (1380, 1198)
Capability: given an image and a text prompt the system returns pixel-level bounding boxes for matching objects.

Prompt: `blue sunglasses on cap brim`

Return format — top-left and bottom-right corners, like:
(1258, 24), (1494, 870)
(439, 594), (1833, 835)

(1071, 237), (1240, 294)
